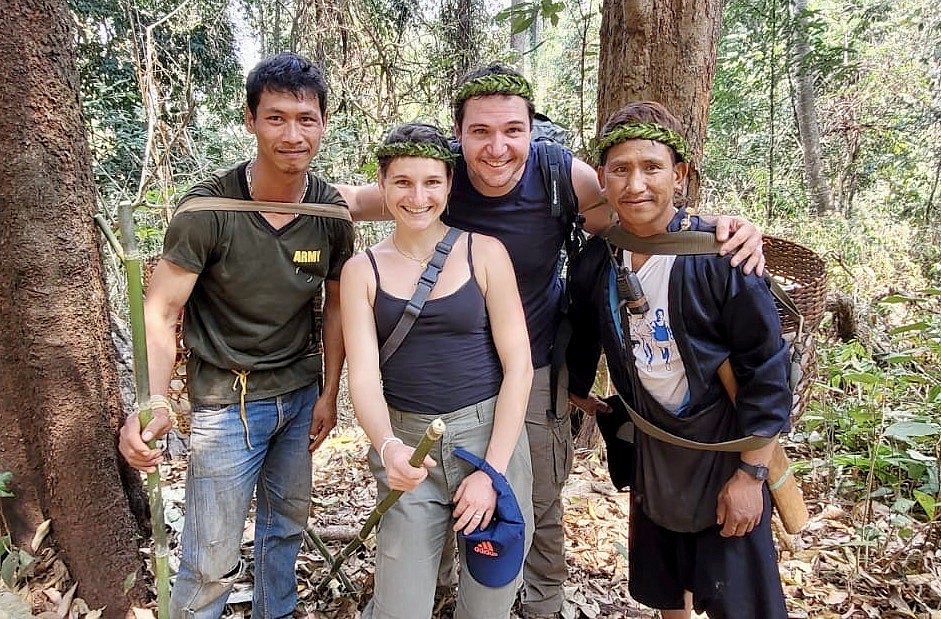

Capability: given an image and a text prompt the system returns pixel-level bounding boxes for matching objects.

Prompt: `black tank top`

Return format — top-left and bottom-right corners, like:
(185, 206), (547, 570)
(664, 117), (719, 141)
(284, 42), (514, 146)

(368, 233), (503, 414)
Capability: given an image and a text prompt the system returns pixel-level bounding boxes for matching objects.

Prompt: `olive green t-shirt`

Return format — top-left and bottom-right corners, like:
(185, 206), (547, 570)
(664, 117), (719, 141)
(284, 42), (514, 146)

(163, 161), (354, 405)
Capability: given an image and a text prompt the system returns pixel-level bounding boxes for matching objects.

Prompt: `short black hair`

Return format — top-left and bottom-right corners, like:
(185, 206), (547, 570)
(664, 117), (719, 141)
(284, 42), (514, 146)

(246, 52), (328, 118)
(378, 122), (454, 176)
(453, 62), (535, 129)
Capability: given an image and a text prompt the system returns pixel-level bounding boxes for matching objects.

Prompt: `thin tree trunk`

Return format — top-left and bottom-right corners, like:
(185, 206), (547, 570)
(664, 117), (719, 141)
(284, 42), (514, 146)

(510, 0), (527, 65)
(0, 0), (145, 614)
(790, 0), (832, 214)
(597, 0), (725, 207)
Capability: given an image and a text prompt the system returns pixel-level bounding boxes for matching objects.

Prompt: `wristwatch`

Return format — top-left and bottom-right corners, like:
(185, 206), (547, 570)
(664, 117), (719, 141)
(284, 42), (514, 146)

(738, 461), (770, 481)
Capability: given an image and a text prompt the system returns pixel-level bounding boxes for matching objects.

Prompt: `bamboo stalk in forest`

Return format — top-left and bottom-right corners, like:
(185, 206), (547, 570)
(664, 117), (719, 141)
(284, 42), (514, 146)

(315, 418), (446, 593)
(95, 215), (171, 617)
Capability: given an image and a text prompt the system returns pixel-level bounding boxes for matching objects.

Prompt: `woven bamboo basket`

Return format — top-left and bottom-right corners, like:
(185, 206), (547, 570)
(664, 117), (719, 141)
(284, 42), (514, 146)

(763, 236), (828, 422)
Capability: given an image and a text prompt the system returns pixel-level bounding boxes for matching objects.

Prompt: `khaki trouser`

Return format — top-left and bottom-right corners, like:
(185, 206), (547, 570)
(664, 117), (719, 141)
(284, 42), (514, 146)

(362, 396), (534, 619)
(519, 364), (573, 615)
(436, 367), (573, 615)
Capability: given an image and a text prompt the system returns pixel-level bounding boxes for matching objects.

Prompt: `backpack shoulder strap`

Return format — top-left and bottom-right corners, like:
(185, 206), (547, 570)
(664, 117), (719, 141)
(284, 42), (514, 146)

(535, 140), (577, 221)
(379, 227), (463, 366)
(175, 196), (352, 222)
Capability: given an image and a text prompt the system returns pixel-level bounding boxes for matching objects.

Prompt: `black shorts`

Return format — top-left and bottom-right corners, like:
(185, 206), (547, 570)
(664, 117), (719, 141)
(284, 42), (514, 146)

(628, 488), (787, 618)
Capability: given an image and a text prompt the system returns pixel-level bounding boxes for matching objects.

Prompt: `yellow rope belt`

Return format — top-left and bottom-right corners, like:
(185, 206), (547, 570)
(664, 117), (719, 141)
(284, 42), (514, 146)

(231, 370), (253, 450)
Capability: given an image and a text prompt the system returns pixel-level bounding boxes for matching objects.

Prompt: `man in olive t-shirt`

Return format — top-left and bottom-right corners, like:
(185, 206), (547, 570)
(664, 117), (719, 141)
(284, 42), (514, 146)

(118, 53), (353, 619)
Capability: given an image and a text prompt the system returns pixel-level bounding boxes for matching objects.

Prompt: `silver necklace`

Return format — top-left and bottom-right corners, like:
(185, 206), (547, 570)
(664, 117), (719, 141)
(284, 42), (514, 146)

(391, 232), (436, 268)
(245, 159), (310, 205)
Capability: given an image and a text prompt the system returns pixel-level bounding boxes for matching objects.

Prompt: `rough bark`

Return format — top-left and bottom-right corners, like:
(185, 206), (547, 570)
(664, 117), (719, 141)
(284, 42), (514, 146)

(790, 0), (833, 215)
(597, 0), (725, 206)
(443, 0), (481, 90)
(0, 0), (146, 614)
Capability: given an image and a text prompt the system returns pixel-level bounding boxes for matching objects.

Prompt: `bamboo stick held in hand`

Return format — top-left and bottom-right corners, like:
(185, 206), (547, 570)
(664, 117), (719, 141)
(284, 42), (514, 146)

(315, 418), (446, 593)
(95, 215), (171, 617)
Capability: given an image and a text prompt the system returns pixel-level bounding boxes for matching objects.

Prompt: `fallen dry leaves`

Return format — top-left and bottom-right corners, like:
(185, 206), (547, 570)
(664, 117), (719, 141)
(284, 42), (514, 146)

(4, 423), (939, 618)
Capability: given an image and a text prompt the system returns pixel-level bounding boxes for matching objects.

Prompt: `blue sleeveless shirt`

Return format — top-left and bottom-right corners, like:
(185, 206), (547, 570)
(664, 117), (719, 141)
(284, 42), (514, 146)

(444, 142), (571, 368)
(368, 234), (503, 414)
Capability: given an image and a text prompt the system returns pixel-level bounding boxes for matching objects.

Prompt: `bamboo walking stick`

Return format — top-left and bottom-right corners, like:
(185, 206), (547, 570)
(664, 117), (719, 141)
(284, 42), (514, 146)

(95, 215), (171, 617)
(315, 418), (446, 594)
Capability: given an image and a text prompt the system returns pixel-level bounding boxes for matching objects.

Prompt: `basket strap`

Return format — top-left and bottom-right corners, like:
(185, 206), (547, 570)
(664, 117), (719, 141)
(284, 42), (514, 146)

(599, 226), (801, 321)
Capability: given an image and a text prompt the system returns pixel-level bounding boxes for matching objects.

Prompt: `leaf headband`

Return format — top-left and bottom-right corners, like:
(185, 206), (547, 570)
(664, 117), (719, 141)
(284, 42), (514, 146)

(452, 74), (533, 109)
(375, 141), (458, 164)
(593, 122), (690, 166)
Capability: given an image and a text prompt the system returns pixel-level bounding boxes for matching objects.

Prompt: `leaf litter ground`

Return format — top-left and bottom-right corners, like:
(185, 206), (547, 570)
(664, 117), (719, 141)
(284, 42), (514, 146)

(9, 418), (941, 618)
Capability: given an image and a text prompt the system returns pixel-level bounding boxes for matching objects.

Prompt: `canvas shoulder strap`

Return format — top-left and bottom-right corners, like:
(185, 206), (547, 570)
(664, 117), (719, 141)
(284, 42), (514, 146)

(379, 227), (463, 366)
(613, 392), (775, 452)
(599, 225), (801, 321)
(175, 196), (352, 222)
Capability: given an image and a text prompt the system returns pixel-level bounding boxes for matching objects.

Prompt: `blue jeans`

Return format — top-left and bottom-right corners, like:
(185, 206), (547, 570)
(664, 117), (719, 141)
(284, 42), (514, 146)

(170, 383), (318, 619)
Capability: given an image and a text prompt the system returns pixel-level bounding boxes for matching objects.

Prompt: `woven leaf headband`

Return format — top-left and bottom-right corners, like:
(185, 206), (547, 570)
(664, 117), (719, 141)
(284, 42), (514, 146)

(375, 141), (457, 164)
(452, 74), (533, 109)
(593, 122), (690, 165)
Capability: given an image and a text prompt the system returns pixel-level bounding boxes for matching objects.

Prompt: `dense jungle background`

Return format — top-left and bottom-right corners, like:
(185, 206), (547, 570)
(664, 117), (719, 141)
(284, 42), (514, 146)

(1, 0), (940, 617)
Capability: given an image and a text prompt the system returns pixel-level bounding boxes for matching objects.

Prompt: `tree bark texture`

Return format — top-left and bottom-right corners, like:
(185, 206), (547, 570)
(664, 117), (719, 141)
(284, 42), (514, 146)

(443, 0), (482, 90)
(597, 0), (725, 206)
(0, 0), (146, 614)
(790, 0), (833, 215)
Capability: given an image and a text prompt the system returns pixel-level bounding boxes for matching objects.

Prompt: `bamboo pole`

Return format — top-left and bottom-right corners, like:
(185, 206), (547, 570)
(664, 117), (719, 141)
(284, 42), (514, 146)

(315, 418), (446, 593)
(95, 215), (171, 617)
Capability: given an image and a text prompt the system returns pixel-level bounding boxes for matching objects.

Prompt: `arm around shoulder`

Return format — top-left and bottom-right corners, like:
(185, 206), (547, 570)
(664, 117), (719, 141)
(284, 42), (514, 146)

(571, 156), (613, 235)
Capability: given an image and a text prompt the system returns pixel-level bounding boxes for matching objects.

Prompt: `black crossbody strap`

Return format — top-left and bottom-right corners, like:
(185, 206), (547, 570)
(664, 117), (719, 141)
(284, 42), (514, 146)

(176, 196), (353, 222)
(379, 227), (463, 367)
(600, 225), (801, 321)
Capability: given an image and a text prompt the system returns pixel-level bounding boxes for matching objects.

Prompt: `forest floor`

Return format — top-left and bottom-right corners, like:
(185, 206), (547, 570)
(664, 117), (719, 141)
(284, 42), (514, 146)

(13, 411), (941, 619)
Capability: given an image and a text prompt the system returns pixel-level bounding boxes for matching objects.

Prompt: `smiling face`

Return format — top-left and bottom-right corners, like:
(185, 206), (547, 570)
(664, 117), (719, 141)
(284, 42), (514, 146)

(245, 88), (326, 176)
(455, 95), (532, 197)
(378, 156), (453, 232)
(598, 139), (688, 237)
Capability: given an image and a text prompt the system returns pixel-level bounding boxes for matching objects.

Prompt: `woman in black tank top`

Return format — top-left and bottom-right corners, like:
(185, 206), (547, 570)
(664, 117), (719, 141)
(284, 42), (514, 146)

(340, 123), (534, 618)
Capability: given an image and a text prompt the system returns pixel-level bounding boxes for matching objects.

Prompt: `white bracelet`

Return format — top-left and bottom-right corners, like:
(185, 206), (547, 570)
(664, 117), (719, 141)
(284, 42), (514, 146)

(148, 394), (172, 411)
(379, 436), (404, 467)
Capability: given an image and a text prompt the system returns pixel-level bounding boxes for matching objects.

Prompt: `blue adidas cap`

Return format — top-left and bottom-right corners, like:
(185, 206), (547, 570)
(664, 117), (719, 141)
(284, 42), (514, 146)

(453, 448), (526, 588)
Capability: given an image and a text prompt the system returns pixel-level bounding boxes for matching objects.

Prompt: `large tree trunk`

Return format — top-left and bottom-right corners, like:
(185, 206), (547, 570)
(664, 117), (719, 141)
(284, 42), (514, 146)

(597, 0), (725, 206)
(790, 0), (833, 215)
(0, 0), (146, 615)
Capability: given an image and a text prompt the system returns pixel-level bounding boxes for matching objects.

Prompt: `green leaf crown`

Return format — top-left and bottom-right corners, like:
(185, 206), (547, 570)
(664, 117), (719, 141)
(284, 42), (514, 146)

(374, 141), (457, 164)
(592, 122), (690, 166)
(452, 74), (533, 109)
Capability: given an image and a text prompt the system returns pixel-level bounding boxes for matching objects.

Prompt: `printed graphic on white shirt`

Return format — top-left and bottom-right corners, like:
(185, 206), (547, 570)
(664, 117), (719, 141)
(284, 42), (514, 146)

(625, 253), (689, 414)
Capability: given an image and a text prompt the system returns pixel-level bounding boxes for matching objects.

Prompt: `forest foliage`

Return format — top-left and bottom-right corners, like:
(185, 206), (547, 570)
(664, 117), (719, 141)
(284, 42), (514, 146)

(73, 0), (940, 535)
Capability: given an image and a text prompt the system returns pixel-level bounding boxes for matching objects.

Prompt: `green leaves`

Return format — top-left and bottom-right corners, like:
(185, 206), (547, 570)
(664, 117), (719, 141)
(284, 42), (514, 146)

(0, 472), (12, 498)
(495, 0), (567, 35)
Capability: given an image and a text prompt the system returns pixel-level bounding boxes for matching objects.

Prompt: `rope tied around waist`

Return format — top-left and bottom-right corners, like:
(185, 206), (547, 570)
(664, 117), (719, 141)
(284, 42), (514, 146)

(231, 370), (253, 450)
